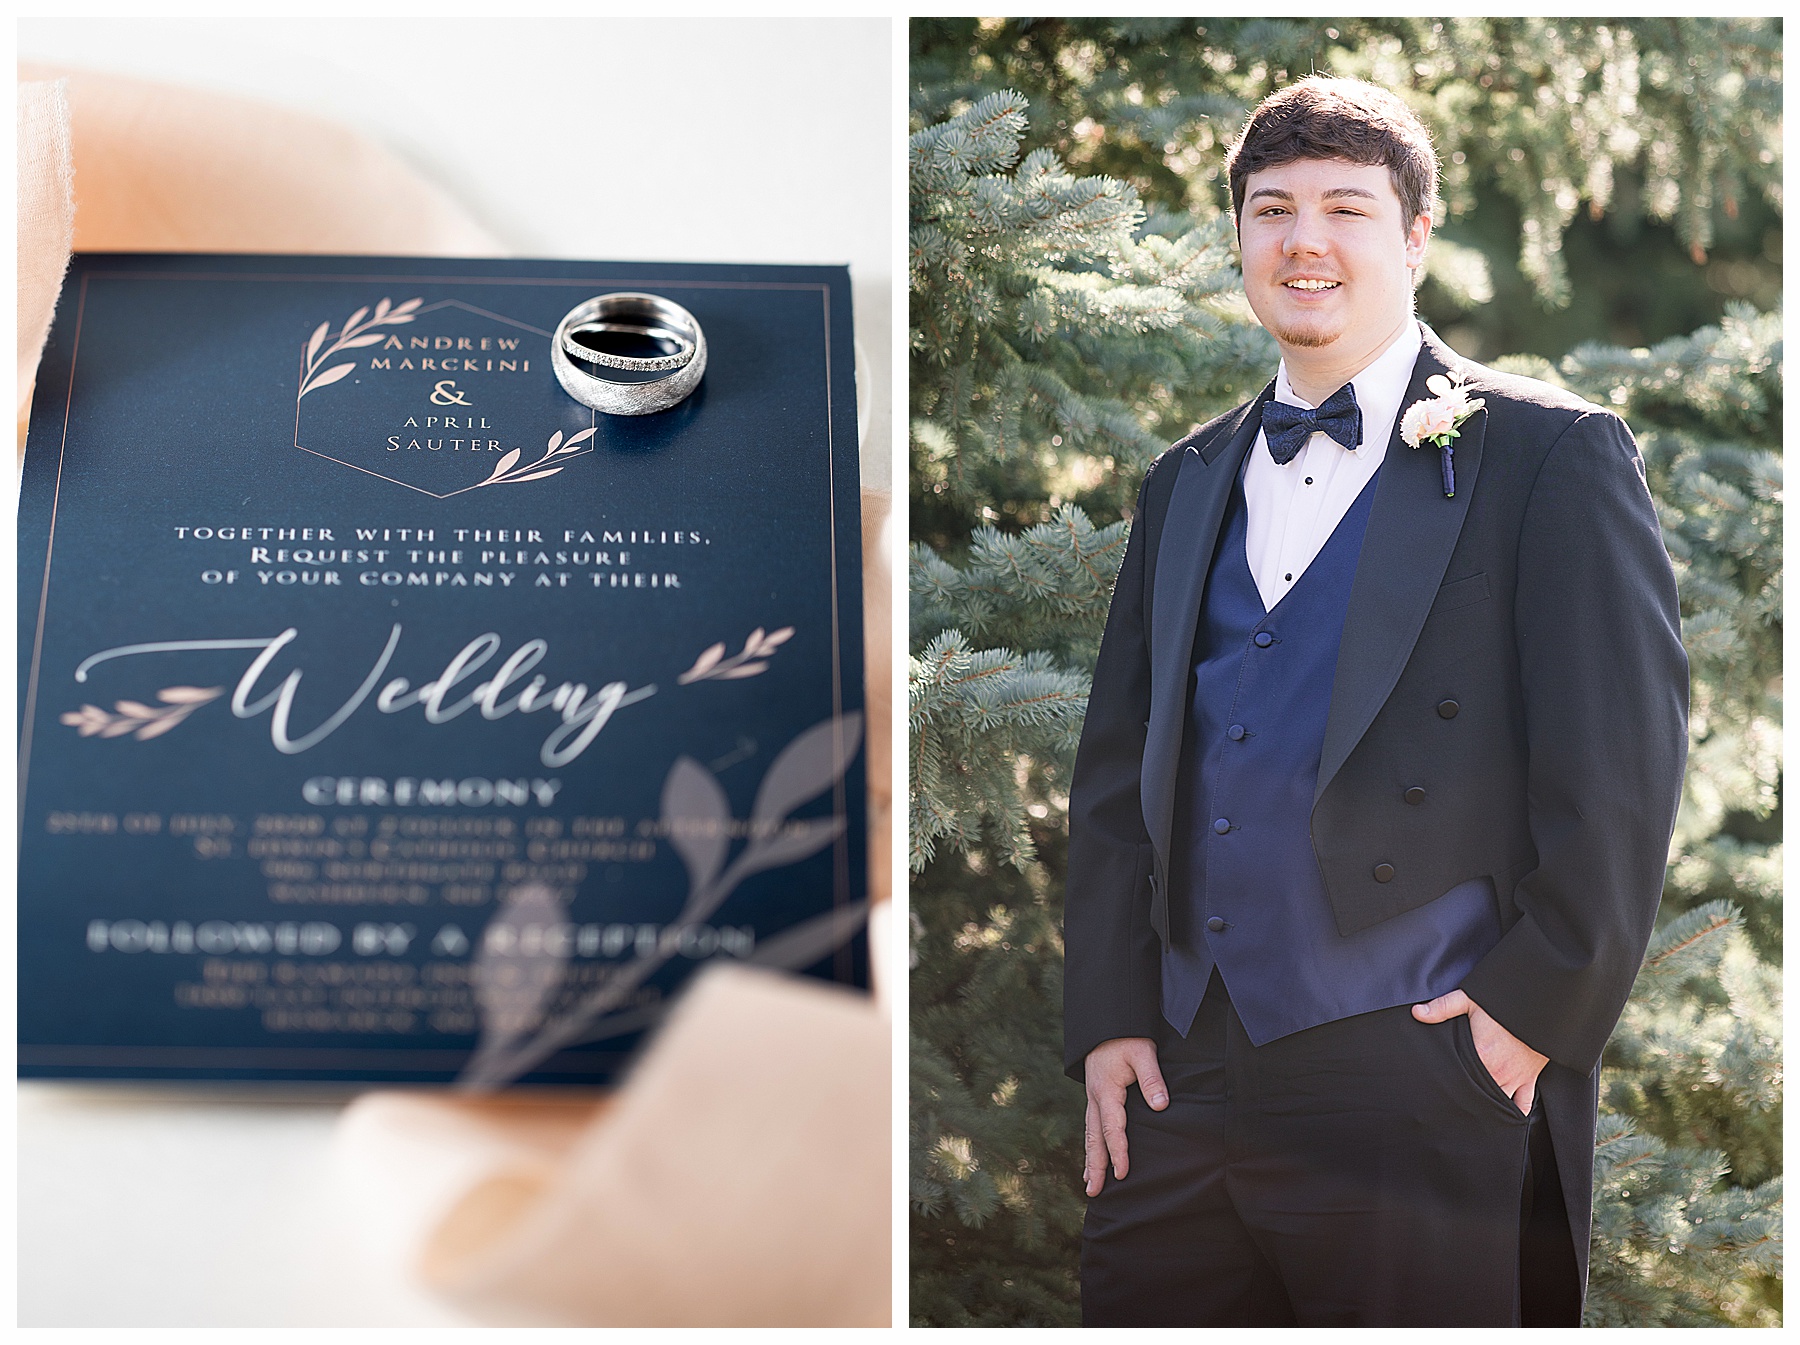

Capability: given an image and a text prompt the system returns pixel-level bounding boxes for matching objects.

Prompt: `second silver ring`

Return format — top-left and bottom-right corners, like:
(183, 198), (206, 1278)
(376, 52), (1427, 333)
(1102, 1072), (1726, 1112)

(552, 293), (707, 416)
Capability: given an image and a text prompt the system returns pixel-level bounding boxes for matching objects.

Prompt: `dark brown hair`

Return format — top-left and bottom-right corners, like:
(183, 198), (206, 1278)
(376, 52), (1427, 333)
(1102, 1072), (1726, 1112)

(1226, 76), (1439, 231)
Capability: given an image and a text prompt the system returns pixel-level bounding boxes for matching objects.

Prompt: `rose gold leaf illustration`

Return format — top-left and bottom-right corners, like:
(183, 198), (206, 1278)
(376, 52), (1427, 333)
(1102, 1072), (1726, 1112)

(734, 816), (846, 875)
(563, 427), (598, 448)
(391, 298), (423, 316)
(719, 662), (770, 678)
(339, 333), (387, 349)
(343, 306), (369, 333)
(66, 705), (111, 735)
(306, 321), (329, 364)
(499, 469), (563, 483)
(387, 314), (416, 325)
(457, 882), (575, 1090)
(750, 712), (864, 829)
(473, 883), (570, 1040)
(99, 719), (139, 738)
(746, 899), (870, 973)
(373, 297), (391, 321)
(546, 430), (564, 453)
(660, 756), (731, 892)
(303, 363), (356, 394)
(753, 626), (796, 656)
(113, 701), (157, 718)
(135, 716), (184, 741)
(743, 627), (766, 651)
(677, 646), (727, 685)
(157, 686), (223, 704)
(485, 448), (522, 481)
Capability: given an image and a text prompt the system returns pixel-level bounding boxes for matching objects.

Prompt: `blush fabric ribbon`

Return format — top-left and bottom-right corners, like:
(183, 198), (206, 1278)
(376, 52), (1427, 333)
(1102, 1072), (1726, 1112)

(1261, 382), (1363, 464)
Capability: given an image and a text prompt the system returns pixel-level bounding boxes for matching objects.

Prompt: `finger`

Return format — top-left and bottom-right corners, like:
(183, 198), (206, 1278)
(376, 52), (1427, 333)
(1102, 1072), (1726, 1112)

(1083, 1097), (1107, 1197)
(1411, 988), (1472, 1022)
(1514, 1076), (1536, 1116)
(1098, 1090), (1131, 1182)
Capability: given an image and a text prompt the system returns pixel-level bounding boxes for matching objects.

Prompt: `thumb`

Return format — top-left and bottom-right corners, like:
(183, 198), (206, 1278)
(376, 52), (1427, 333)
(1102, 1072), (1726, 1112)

(1411, 988), (1472, 1023)
(1136, 1059), (1170, 1111)
(1124, 1043), (1169, 1110)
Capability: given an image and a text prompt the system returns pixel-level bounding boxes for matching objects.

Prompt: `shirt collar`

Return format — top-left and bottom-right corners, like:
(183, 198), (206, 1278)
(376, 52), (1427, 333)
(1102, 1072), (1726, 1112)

(1272, 320), (1425, 454)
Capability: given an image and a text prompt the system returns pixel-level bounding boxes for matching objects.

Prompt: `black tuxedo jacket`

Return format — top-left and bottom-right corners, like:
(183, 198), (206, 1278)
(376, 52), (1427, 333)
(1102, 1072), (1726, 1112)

(1062, 327), (1688, 1287)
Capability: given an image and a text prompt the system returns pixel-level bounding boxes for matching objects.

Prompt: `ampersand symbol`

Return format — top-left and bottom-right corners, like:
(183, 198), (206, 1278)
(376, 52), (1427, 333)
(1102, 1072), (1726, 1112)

(431, 380), (471, 406)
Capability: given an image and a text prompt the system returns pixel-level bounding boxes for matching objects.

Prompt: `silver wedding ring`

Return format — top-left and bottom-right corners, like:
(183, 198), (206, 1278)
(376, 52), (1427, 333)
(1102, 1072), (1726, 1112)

(552, 293), (707, 415)
(561, 321), (696, 372)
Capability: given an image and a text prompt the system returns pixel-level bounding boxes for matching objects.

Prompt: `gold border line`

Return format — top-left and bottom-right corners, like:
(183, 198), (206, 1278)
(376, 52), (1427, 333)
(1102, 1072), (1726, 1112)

(823, 282), (854, 981)
(18, 1044), (618, 1069)
(19, 271), (90, 821)
(82, 269), (831, 292)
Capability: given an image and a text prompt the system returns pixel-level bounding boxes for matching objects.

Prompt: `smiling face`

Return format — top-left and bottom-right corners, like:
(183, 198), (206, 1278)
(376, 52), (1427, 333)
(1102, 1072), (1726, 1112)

(1237, 157), (1430, 396)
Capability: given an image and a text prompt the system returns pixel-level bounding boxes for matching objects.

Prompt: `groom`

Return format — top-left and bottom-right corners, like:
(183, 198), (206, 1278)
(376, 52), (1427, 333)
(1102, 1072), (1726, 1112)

(1063, 77), (1687, 1327)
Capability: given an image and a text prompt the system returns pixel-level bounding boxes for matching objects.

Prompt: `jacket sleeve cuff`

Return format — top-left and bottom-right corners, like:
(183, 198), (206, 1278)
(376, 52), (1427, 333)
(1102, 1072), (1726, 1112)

(1460, 914), (1630, 1076)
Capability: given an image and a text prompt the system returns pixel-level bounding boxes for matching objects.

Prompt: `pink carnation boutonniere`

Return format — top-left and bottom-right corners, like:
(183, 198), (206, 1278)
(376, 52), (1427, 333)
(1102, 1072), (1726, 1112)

(1401, 371), (1485, 499)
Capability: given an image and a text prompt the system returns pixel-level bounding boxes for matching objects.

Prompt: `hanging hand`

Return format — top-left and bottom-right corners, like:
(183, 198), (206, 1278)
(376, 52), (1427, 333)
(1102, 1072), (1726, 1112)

(1082, 1036), (1169, 1196)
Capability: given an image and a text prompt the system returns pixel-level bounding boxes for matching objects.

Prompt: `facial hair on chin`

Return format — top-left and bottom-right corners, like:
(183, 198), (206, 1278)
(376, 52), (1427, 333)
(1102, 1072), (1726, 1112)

(1271, 318), (1338, 349)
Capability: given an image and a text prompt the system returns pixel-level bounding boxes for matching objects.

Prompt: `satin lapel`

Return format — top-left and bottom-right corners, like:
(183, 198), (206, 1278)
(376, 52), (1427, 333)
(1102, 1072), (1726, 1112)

(1141, 385), (1270, 863)
(1315, 330), (1487, 802)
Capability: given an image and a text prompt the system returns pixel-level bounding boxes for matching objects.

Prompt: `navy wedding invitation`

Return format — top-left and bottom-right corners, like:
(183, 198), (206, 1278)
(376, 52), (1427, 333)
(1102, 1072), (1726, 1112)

(19, 254), (865, 1085)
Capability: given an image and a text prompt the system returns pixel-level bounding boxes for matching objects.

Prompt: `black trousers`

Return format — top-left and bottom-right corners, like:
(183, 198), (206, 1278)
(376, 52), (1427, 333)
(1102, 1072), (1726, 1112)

(1081, 972), (1577, 1327)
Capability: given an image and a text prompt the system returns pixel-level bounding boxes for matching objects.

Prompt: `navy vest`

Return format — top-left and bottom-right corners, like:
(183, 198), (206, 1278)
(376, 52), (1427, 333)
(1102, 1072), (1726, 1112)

(1160, 463), (1502, 1044)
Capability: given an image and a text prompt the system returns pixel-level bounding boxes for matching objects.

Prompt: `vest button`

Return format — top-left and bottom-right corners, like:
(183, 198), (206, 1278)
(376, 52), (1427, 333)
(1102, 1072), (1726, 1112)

(1253, 631), (1274, 648)
(1205, 916), (1228, 933)
(1212, 818), (1231, 835)
(1437, 699), (1460, 719)
(1227, 724), (1246, 741)
(1404, 786), (1426, 805)
(1373, 863), (1396, 882)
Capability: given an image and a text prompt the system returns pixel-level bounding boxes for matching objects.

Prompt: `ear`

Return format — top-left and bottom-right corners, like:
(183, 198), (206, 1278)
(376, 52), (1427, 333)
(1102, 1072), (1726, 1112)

(1404, 210), (1431, 269)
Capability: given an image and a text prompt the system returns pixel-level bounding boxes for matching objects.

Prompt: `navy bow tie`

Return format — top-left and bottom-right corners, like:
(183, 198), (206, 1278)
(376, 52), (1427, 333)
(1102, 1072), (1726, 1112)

(1261, 383), (1362, 464)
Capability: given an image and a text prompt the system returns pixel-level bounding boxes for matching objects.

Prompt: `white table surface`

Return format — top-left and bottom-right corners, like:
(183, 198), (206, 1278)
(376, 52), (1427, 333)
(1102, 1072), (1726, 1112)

(19, 1086), (466, 1327)
(17, 16), (894, 1327)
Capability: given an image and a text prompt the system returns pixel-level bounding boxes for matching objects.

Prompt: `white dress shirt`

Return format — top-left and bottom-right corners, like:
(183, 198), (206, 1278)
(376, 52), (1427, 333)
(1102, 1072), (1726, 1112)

(1242, 320), (1424, 611)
